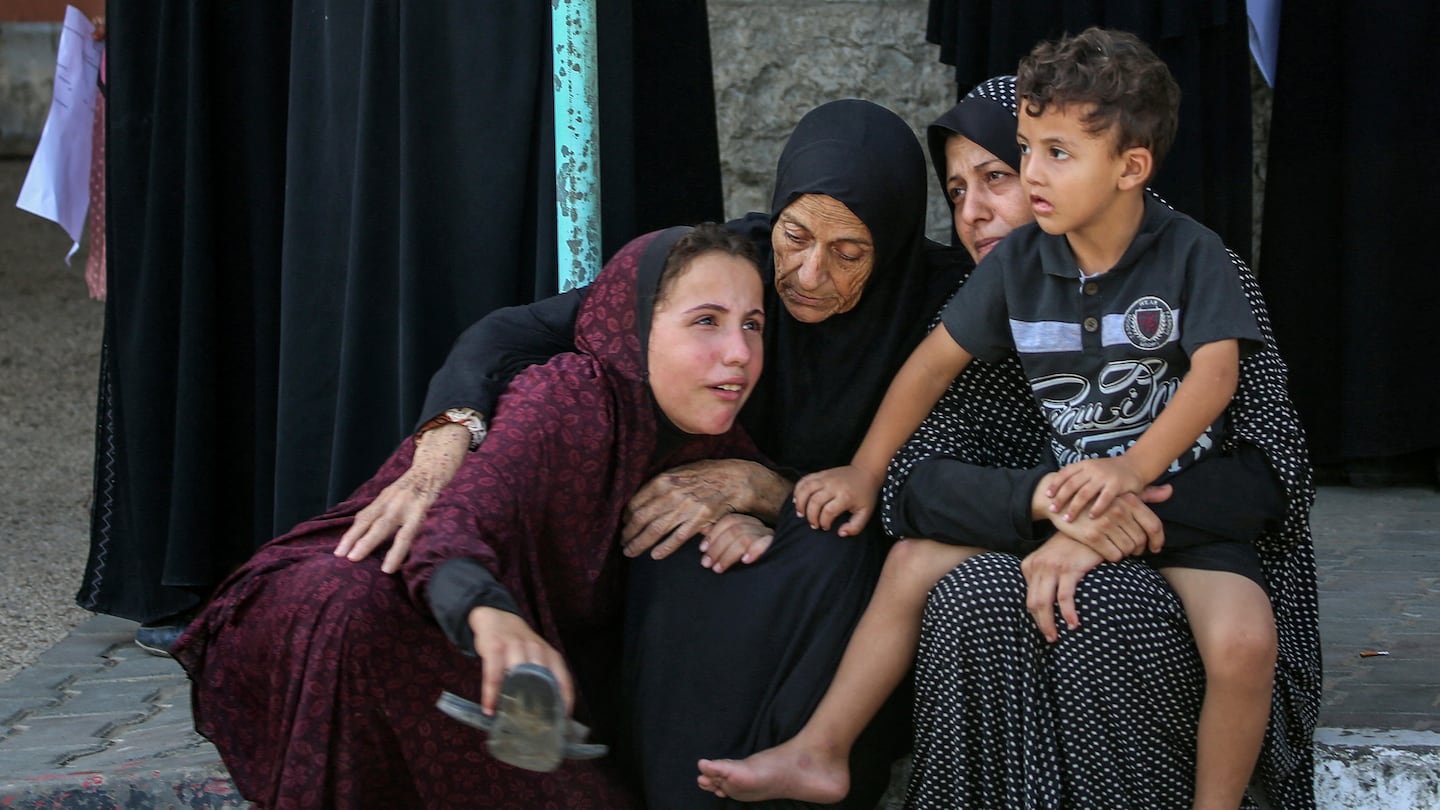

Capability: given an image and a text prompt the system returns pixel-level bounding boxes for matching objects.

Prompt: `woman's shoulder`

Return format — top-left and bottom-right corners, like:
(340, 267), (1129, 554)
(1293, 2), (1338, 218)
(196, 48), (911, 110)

(491, 353), (615, 427)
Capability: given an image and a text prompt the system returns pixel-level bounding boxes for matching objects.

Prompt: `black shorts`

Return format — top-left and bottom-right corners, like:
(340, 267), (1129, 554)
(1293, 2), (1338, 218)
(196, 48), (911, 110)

(1142, 444), (1284, 591)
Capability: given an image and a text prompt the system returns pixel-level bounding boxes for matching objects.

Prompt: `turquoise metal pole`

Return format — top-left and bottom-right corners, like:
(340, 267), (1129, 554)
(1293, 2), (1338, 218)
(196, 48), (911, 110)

(553, 0), (601, 291)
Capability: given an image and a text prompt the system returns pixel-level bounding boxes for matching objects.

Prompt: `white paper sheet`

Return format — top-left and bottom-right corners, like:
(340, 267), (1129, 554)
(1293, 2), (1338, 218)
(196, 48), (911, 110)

(1247, 0), (1281, 87)
(15, 6), (104, 260)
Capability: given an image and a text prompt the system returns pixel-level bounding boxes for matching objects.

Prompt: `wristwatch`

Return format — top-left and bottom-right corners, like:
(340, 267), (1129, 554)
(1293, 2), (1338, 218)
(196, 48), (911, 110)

(417, 407), (487, 452)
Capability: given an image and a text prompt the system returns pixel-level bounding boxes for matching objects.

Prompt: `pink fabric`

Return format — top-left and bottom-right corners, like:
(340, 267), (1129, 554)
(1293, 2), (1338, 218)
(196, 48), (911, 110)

(84, 49), (105, 300)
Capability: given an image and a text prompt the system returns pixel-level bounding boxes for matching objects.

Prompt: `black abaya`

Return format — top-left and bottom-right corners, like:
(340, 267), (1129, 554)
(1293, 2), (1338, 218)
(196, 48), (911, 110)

(925, 0), (1254, 263)
(81, 1), (723, 623)
(1258, 2), (1440, 475)
(82, 3), (292, 623)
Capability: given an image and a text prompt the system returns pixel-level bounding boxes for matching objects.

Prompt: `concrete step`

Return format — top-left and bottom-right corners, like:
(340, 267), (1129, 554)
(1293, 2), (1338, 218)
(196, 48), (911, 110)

(1313, 728), (1440, 809)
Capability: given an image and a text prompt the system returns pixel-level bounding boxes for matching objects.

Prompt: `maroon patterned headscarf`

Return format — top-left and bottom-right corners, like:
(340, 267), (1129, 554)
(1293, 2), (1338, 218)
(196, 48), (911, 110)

(407, 228), (762, 649)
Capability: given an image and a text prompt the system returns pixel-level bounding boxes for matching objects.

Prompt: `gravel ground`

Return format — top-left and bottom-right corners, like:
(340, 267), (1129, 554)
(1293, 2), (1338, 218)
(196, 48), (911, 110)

(0, 157), (103, 683)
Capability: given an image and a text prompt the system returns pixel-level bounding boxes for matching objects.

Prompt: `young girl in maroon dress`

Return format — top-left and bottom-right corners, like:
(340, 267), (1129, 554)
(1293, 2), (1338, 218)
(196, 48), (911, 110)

(174, 224), (768, 809)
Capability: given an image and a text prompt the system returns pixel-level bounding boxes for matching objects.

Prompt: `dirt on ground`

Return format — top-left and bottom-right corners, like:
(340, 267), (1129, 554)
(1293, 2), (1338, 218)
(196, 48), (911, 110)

(0, 157), (103, 683)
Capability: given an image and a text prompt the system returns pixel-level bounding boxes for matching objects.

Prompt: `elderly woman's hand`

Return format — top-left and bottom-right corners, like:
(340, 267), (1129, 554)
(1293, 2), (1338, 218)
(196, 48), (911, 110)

(696, 513), (774, 573)
(468, 607), (575, 716)
(1020, 535), (1106, 642)
(621, 459), (790, 559)
(334, 423), (470, 573)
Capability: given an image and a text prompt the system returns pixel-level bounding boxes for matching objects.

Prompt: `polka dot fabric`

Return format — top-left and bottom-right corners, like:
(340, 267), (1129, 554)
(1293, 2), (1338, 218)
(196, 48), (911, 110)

(968, 74), (1017, 112)
(882, 240), (1320, 807)
(1224, 248), (1321, 809)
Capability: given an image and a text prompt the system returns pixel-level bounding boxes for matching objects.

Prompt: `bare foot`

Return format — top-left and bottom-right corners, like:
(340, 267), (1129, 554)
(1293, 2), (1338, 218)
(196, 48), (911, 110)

(696, 738), (849, 804)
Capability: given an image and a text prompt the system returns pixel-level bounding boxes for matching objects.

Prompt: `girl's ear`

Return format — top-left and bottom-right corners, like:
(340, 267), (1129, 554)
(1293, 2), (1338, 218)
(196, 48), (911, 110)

(1117, 146), (1153, 191)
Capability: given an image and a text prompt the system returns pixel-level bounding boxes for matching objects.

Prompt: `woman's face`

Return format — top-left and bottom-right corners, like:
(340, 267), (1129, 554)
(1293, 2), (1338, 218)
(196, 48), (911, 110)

(647, 251), (766, 435)
(770, 194), (875, 323)
(944, 135), (1033, 263)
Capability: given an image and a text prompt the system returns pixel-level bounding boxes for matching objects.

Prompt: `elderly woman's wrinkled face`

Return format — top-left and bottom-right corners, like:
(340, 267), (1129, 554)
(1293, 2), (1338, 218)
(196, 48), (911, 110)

(770, 194), (875, 323)
(944, 135), (1032, 263)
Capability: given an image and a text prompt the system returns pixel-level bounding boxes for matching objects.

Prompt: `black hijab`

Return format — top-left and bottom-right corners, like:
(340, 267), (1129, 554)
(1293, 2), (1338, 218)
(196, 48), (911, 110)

(926, 75), (1020, 247)
(740, 100), (943, 474)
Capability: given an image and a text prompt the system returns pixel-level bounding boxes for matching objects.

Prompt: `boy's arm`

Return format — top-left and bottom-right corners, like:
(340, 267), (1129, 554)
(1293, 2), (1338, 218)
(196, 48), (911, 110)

(794, 327), (975, 535)
(1049, 338), (1240, 520)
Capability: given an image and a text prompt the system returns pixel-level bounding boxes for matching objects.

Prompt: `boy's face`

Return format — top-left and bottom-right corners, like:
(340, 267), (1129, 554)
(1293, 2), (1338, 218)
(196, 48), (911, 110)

(1016, 102), (1135, 240)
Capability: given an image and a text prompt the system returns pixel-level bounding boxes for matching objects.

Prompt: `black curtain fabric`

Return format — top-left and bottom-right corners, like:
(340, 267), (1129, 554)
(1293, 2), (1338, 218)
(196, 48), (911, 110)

(81, 0), (723, 623)
(925, 0), (1253, 263)
(1258, 3), (1440, 477)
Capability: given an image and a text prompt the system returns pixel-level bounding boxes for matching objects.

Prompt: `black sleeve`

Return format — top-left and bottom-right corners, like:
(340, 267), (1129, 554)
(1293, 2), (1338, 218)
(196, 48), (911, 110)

(889, 457), (1054, 554)
(890, 447), (1284, 555)
(427, 558), (523, 656)
(1147, 444), (1286, 548)
(416, 288), (587, 431)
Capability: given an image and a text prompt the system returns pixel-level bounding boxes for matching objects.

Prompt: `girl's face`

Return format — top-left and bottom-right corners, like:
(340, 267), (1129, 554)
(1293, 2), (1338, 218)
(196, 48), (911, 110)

(944, 135), (1033, 263)
(647, 252), (766, 435)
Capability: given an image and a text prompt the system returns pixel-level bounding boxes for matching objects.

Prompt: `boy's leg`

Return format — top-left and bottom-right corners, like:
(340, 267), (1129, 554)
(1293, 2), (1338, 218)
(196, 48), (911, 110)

(697, 539), (983, 803)
(1160, 567), (1276, 810)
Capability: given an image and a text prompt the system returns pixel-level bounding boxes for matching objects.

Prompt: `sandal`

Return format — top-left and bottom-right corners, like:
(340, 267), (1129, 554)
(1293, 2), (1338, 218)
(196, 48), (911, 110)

(436, 663), (607, 772)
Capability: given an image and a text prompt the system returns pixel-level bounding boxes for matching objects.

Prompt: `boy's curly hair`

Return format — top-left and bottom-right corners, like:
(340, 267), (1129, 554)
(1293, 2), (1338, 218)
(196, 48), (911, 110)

(1016, 27), (1181, 173)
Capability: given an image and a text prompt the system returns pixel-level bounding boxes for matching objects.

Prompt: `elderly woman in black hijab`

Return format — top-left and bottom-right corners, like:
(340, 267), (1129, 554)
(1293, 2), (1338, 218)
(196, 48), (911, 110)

(338, 99), (952, 808)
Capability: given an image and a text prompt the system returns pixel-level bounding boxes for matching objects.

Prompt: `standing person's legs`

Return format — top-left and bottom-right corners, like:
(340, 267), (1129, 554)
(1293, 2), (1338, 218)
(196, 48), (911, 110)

(696, 539), (983, 803)
(1160, 567), (1276, 810)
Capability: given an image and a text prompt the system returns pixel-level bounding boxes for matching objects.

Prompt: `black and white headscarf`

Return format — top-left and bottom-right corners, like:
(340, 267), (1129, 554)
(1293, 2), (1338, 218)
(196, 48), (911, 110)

(926, 75), (1020, 248)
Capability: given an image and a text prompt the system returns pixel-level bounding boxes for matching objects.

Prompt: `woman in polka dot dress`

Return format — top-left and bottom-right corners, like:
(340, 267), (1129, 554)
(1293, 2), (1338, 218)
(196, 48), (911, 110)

(893, 77), (1319, 810)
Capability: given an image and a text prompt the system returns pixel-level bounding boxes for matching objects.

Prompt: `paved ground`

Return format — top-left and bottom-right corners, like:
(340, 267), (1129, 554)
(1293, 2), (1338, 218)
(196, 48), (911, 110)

(1312, 488), (1440, 732)
(2, 158), (1439, 806)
